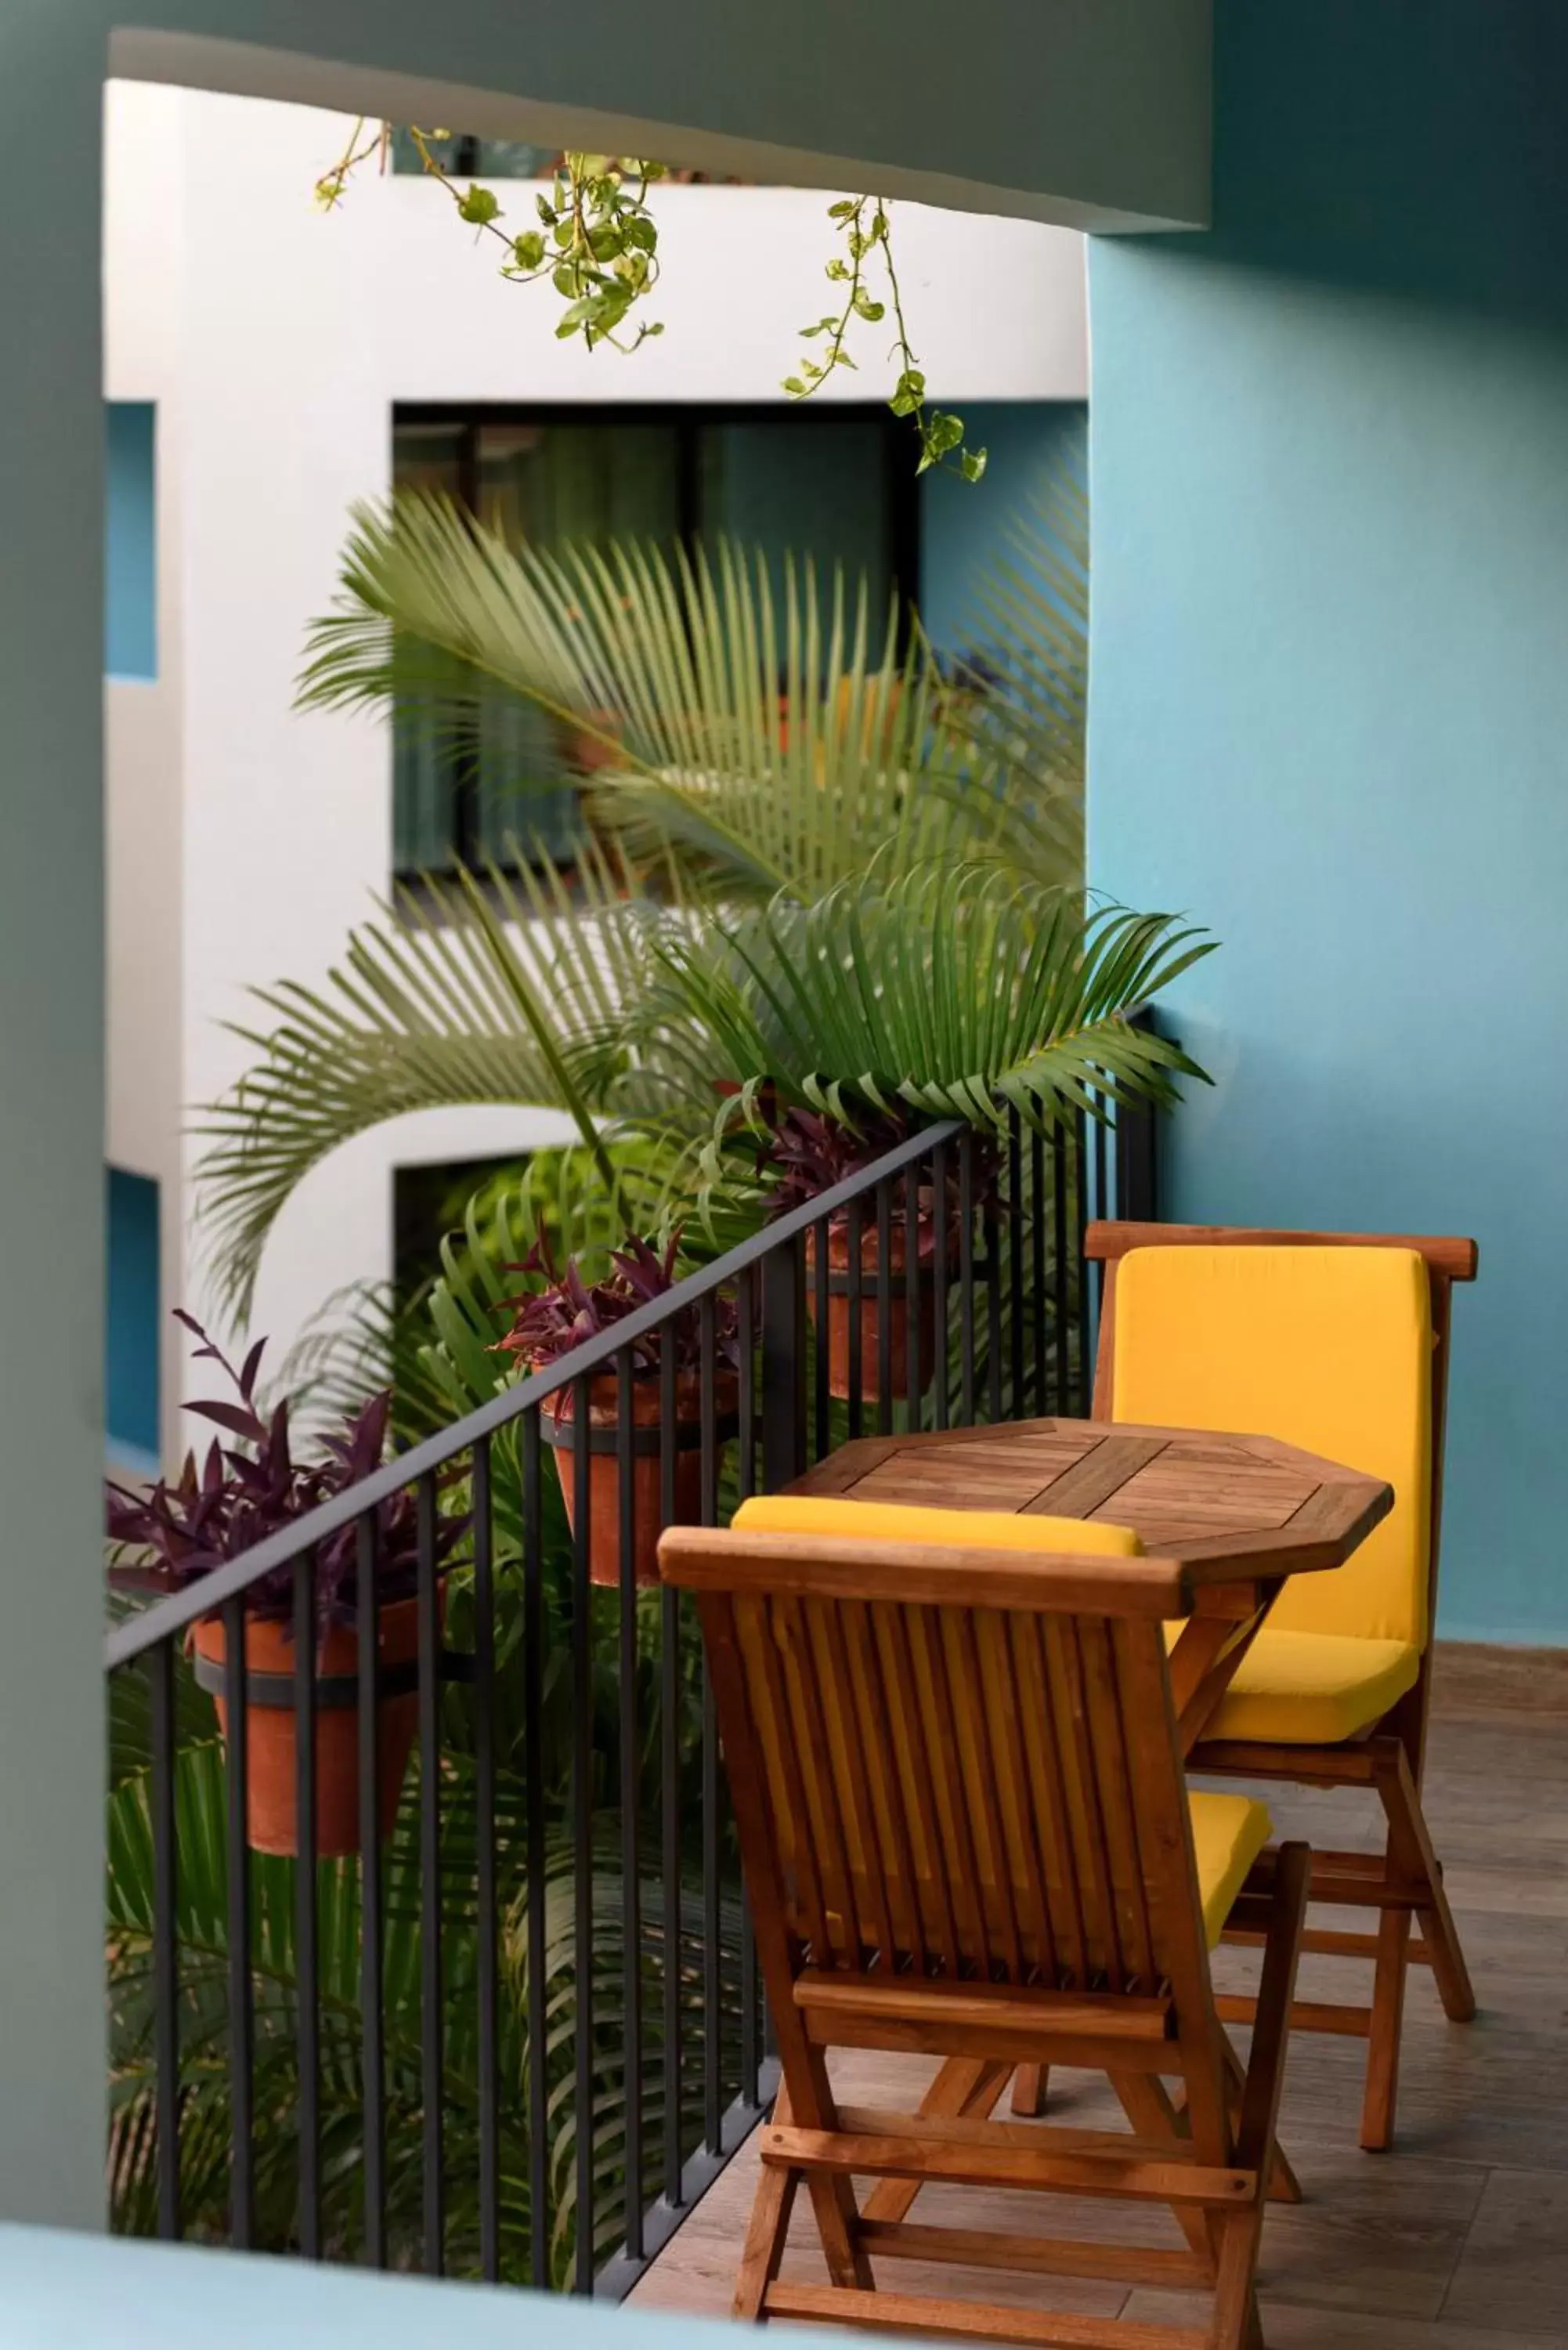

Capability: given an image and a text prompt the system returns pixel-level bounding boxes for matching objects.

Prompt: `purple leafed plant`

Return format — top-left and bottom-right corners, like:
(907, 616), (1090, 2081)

(763, 1105), (997, 1236)
(761, 1104), (919, 1218)
(105, 1312), (465, 1640)
(493, 1231), (739, 1394)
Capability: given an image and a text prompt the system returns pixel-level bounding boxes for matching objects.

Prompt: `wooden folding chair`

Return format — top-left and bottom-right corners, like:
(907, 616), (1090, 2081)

(662, 1498), (1311, 2350)
(1086, 1222), (1478, 2151)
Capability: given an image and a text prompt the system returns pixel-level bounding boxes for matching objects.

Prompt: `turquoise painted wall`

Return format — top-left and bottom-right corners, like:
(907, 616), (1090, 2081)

(1089, 2), (1568, 1642)
(105, 1169), (160, 1465)
(105, 401), (157, 679)
(919, 402), (1086, 654)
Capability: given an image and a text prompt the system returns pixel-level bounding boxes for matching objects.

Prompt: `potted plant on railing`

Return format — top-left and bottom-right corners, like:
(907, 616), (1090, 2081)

(105, 1314), (466, 1857)
(493, 1233), (739, 1588)
(767, 1106), (995, 1404)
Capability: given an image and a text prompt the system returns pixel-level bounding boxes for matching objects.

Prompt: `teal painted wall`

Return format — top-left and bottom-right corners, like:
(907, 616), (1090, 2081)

(919, 402), (1086, 655)
(105, 401), (157, 679)
(1089, 2), (1568, 1642)
(105, 1169), (160, 1465)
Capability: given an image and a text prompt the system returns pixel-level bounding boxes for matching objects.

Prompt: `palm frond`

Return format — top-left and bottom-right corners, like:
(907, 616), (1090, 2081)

(629, 863), (1213, 1137)
(193, 841), (710, 1321)
(298, 497), (1073, 901)
(945, 418), (1089, 783)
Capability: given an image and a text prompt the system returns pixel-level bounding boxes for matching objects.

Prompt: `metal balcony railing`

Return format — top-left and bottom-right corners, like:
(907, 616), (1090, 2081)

(103, 1095), (1158, 2298)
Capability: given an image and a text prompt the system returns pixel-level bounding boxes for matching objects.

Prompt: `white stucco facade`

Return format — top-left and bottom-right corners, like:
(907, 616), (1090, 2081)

(103, 79), (1089, 1455)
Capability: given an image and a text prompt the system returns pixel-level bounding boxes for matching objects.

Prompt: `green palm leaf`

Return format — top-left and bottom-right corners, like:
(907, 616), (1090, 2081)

(194, 842), (711, 1321)
(296, 496), (1072, 901)
(630, 863), (1213, 1137)
(947, 417), (1089, 797)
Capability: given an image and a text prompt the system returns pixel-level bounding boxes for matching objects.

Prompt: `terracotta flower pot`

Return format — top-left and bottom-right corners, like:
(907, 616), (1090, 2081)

(807, 1214), (952, 1404)
(541, 1371), (739, 1587)
(565, 709), (623, 775)
(191, 1592), (438, 1858)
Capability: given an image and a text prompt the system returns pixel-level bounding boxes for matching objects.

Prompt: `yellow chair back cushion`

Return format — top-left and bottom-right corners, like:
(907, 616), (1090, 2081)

(1111, 1245), (1431, 1647)
(732, 1495), (1143, 1557)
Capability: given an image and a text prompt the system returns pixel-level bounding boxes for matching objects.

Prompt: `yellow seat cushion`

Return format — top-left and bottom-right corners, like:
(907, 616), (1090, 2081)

(732, 1495), (1143, 1556)
(1201, 1628), (1420, 1745)
(1111, 1245), (1432, 1647)
(1189, 1791), (1274, 1947)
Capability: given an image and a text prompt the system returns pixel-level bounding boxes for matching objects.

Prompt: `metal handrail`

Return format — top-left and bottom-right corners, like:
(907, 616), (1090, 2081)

(103, 1115), (964, 1673)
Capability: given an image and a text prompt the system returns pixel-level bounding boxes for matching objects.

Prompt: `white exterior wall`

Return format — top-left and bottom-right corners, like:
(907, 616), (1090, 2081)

(104, 82), (188, 1457)
(106, 81), (1088, 1444)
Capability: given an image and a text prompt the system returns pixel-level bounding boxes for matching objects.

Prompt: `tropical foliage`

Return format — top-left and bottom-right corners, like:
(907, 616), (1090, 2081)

(107, 1482), (753, 2276)
(198, 422), (1208, 1324)
(295, 496), (1074, 895)
(117, 432), (1212, 2278)
(107, 1317), (464, 1628)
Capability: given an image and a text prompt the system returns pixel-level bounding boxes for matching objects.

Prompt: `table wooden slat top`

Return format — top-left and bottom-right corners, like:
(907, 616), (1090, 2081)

(789, 1416), (1392, 1581)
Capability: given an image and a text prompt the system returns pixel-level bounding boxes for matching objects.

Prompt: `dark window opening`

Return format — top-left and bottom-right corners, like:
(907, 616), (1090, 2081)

(392, 1156), (525, 1313)
(390, 403), (922, 880)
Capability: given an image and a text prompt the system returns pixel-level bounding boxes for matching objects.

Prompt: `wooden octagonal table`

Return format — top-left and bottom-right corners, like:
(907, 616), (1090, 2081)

(786, 1413), (1394, 2163)
(788, 1415), (1393, 1754)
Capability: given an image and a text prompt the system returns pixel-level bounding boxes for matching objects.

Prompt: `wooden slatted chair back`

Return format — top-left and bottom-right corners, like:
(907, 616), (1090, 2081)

(660, 1527), (1216, 2010)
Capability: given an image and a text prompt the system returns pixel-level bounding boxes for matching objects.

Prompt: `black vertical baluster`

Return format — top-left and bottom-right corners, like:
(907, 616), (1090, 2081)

(759, 1241), (804, 1492)
(739, 1274), (756, 1498)
(1052, 1124), (1071, 1415)
(416, 1478), (443, 2276)
(699, 1289), (722, 2149)
(1094, 1089), (1110, 1307)
(1075, 1108), (1093, 1414)
(875, 1178), (894, 1436)
(149, 1640), (180, 2241)
(846, 1194), (864, 1442)
(572, 1374), (594, 2295)
(473, 1438), (500, 2282)
(984, 1160), (1004, 1423)
(356, 1511), (385, 2269)
(904, 1162), (923, 1433)
(294, 1551), (320, 2259)
(657, 1346), (682, 2211)
(1007, 1104), (1024, 1415)
(222, 1596), (254, 2249)
(522, 1412), (548, 2287)
(739, 1264), (768, 2100)
(616, 1351), (644, 2263)
(958, 1131), (977, 1426)
(811, 1217), (829, 1463)
(699, 1292), (718, 1528)
(932, 1140), (950, 1433)
(740, 1894), (759, 2112)
(1030, 1124), (1047, 1412)
(701, 1658), (721, 2153)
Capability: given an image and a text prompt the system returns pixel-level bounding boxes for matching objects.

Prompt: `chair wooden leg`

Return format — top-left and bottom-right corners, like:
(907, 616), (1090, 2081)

(860, 2059), (1012, 2225)
(1219, 2035), (1302, 2204)
(1010, 2063), (1049, 2117)
(806, 2168), (873, 2290)
(1209, 2214), (1268, 2350)
(1361, 1737), (1476, 2152)
(1212, 1839), (1310, 2348)
(735, 2120), (800, 2319)
(777, 2056), (874, 2288)
(1361, 1902), (1411, 2153)
(1111, 2074), (1217, 2270)
(1382, 1741), (1476, 2024)
(735, 2081), (804, 2320)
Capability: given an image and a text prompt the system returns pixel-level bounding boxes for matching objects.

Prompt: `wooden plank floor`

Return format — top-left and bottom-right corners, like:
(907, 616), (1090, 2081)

(630, 1647), (1568, 2345)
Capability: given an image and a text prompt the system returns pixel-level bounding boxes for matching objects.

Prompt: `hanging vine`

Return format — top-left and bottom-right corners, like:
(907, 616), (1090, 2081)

(316, 123), (984, 479)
